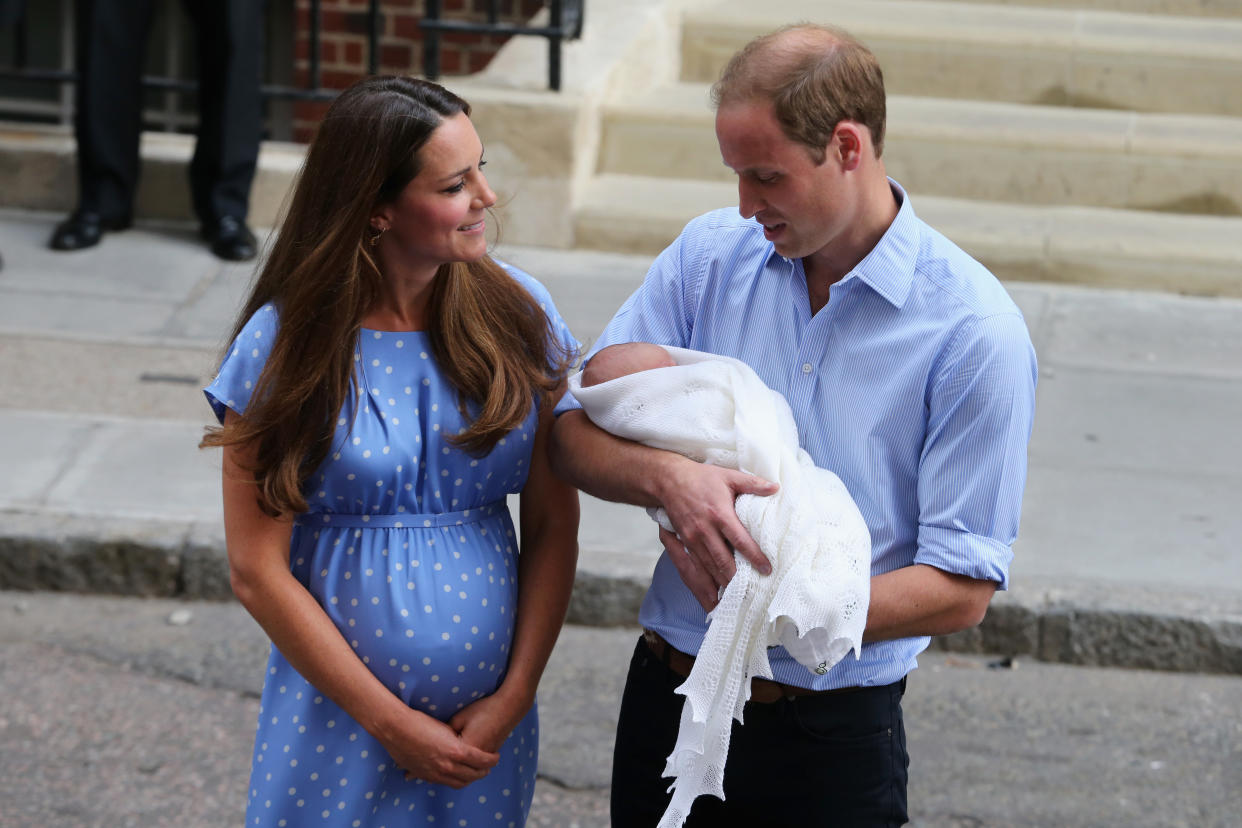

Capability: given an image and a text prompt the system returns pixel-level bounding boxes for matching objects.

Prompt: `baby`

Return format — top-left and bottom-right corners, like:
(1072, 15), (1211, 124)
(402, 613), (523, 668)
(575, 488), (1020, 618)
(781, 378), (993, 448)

(580, 341), (676, 387)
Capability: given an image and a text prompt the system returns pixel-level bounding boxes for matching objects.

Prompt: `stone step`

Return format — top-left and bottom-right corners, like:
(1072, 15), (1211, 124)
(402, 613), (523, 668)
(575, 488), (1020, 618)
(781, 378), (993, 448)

(573, 173), (1242, 296)
(908, 0), (1242, 15)
(598, 83), (1242, 216)
(0, 125), (303, 227)
(681, 0), (1242, 116)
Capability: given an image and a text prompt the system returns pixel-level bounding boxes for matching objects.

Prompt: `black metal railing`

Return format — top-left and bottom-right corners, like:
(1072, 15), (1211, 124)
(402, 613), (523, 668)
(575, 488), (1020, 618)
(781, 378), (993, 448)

(421, 0), (583, 91)
(0, 0), (577, 132)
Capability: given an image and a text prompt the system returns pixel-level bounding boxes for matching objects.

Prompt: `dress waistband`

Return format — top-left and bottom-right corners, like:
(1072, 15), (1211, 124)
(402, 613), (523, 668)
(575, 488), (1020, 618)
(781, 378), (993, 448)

(295, 499), (507, 529)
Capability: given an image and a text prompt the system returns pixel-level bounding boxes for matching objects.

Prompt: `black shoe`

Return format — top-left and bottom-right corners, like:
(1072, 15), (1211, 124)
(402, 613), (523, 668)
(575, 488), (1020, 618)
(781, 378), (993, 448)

(49, 210), (132, 251)
(202, 215), (257, 261)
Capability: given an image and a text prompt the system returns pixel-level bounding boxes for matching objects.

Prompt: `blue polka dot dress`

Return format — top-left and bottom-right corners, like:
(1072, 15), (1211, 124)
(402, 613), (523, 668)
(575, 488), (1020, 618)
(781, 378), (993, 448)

(205, 266), (578, 827)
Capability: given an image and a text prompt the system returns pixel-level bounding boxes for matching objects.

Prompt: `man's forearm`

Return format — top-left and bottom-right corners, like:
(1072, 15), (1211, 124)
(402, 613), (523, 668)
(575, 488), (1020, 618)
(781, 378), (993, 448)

(550, 409), (779, 602)
(863, 564), (998, 642)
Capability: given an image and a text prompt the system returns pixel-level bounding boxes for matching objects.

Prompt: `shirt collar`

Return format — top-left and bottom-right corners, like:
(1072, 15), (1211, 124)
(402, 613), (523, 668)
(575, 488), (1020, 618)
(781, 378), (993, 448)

(765, 178), (919, 309)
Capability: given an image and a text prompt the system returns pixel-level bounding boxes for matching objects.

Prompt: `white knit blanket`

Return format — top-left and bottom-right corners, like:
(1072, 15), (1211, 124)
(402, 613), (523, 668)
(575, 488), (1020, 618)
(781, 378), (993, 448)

(569, 346), (871, 828)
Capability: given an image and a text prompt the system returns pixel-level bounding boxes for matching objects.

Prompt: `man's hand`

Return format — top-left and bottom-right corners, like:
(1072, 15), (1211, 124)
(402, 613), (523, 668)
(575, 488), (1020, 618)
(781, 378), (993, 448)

(655, 458), (778, 610)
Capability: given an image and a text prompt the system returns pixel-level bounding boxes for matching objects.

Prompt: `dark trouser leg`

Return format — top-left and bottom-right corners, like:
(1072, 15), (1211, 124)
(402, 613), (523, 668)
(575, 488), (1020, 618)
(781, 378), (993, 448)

(717, 677), (910, 826)
(182, 0), (264, 225)
(610, 636), (688, 827)
(73, 0), (156, 221)
(610, 635), (910, 827)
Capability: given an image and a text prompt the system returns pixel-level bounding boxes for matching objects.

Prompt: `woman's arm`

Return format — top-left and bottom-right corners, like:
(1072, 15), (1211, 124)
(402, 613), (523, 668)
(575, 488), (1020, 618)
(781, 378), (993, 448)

(449, 389), (581, 752)
(220, 410), (499, 788)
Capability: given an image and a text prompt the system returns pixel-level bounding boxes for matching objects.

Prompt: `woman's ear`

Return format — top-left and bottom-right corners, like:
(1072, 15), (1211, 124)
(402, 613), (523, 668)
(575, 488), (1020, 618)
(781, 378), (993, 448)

(369, 209), (390, 233)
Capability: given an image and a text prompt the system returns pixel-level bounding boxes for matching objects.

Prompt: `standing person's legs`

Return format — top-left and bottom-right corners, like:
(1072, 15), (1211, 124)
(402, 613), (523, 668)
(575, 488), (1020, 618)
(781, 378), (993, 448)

(610, 636), (688, 826)
(182, 0), (263, 229)
(716, 679), (909, 826)
(611, 634), (910, 827)
(52, 0), (155, 249)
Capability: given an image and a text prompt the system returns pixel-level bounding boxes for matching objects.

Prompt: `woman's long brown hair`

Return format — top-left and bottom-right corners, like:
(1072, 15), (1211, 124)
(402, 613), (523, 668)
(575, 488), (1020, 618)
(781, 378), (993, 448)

(201, 76), (572, 517)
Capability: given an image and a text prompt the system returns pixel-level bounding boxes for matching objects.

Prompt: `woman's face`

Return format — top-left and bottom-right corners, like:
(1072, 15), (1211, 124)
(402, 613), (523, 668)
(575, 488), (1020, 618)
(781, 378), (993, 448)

(373, 112), (496, 275)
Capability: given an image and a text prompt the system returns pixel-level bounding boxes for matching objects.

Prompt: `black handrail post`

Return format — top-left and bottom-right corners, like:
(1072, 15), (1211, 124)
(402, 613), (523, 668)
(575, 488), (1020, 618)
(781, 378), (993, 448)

(417, 0), (582, 90)
(309, 0), (322, 90)
(548, 0), (563, 91)
(14, 3), (28, 70)
(367, 0), (380, 76)
(423, 0), (441, 81)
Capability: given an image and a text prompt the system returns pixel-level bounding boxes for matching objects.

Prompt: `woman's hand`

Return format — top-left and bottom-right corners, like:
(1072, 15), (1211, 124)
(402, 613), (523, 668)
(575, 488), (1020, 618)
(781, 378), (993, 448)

(385, 706), (500, 788)
(448, 686), (533, 755)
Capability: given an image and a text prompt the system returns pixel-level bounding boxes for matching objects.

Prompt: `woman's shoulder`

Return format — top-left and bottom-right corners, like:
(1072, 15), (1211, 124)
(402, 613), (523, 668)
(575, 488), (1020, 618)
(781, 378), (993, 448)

(492, 258), (551, 303)
(234, 301), (280, 342)
(489, 257), (579, 358)
(217, 302), (281, 370)
(205, 302), (281, 423)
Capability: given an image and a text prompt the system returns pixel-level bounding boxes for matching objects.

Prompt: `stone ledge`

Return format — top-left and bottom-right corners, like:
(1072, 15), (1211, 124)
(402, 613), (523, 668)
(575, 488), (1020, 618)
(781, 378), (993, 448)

(575, 174), (1242, 297)
(922, 0), (1242, 17)
(683, 0), (1242, 116)
(0, 95), (588, 250)
(599, 87), (1242, 216)
(0, 511), (201, 598)
(2, 510), (1238, 676)
(935, 579), (1242, 675)
(0, 126), (306, 228)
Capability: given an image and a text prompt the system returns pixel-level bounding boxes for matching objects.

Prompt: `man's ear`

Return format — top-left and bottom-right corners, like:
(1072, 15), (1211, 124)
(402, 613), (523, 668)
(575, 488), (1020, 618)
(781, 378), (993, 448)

(832, 122), (864, 172)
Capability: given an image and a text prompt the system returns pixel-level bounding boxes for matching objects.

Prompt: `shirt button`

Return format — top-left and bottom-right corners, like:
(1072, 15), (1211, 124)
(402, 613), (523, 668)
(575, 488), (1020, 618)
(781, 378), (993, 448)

(801, 363), (813, 374)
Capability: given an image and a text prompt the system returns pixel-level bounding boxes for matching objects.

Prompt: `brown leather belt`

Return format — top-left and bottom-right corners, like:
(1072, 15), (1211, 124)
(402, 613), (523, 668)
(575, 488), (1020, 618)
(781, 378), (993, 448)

(642, 628), (865, 704)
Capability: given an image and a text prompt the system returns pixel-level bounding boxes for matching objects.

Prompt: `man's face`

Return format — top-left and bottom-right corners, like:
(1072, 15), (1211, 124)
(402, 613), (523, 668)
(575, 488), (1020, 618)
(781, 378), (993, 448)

(715, 100), (854, 262)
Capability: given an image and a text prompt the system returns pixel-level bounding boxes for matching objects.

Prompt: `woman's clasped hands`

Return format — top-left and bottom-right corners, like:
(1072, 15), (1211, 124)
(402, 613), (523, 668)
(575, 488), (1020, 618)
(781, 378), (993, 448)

(388, 687), (532, 789)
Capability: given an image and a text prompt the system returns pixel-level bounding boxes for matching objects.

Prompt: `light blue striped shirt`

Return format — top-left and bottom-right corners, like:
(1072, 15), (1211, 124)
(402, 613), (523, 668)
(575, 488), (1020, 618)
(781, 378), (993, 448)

(558, 181), (1037, 689)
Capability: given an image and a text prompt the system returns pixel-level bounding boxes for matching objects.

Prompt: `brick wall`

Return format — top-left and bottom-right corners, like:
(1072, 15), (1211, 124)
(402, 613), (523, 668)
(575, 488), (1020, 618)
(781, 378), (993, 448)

(291, 0), (547, 142)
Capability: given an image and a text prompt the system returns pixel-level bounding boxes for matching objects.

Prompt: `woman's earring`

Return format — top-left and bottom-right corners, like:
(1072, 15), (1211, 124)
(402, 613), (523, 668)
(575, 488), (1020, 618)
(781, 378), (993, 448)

(368, 226), (386, 247)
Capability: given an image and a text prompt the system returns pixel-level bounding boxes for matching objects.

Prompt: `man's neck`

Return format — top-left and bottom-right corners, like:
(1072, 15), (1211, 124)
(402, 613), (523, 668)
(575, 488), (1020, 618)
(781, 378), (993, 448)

(803, 173), (899, 312)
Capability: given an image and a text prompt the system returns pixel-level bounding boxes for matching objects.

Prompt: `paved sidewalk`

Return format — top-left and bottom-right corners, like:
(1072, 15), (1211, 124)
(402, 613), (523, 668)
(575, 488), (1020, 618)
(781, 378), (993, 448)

(4, 591), (1239, 828)
(0, 207), (1239, 673)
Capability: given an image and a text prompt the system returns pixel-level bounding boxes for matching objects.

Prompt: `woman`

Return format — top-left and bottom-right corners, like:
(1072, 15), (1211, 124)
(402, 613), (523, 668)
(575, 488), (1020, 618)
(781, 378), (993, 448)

(201, 76), (580, 826)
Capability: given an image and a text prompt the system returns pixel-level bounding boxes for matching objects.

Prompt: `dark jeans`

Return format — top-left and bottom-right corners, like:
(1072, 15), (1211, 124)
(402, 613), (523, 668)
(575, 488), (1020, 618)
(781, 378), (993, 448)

(611, 636), (910, 827)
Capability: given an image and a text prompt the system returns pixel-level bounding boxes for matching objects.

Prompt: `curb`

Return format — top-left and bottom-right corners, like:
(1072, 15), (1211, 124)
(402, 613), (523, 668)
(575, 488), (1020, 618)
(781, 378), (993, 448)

(2, 511), (1239, 676)
(934, 581), (1242, 676)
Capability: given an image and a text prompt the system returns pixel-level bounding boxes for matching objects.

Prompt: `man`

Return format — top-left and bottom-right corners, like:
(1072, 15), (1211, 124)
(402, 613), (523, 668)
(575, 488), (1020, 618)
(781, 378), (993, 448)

(49, 0), (265, 261)
(550, 24), (1037, 827)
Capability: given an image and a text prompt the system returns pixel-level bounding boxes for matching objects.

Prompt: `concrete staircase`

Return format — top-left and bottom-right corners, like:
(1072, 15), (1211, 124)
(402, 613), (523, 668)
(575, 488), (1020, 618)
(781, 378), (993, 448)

(2, 0), (1239, 295)
(572, 0), (1242, 296)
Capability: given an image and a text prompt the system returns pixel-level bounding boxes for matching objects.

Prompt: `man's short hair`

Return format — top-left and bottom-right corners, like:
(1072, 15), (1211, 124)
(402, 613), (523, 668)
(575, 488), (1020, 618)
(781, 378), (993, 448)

(710, 24), (887, 161)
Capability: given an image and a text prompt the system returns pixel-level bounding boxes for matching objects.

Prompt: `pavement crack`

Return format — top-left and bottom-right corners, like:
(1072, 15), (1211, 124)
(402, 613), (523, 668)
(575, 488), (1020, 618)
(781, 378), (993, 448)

(35, 419), (104, 505)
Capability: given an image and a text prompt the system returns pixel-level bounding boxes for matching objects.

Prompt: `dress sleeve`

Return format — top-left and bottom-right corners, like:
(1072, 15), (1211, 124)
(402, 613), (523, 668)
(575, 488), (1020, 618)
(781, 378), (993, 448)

(914, 311), (1038, 591)
(203, 303), (280, 424)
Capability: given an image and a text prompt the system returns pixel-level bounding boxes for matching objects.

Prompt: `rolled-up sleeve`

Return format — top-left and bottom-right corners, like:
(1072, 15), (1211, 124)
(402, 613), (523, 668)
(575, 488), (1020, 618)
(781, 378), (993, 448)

(914, 312), (1038, 590)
